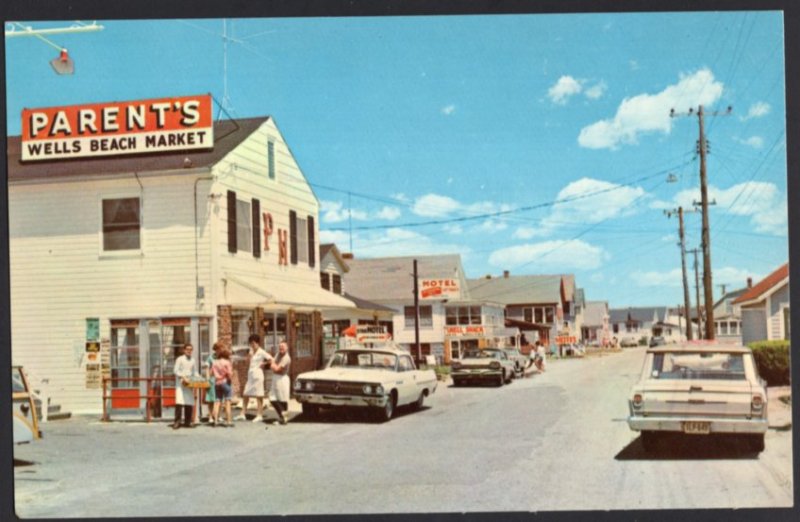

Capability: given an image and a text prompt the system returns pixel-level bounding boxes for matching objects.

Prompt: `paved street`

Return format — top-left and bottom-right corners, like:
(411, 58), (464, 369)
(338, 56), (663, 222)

(13, 347), (793, 517)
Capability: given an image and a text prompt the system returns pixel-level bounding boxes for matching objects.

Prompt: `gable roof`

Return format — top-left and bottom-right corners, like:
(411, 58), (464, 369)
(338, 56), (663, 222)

(344, 254), (467, 303)
(712, 286), (749, 310)
(583, 301), (608, 327)
(7, 117), (269, 182)
(608, 307), (668, 324)
(319, 243), (350, 273)
(343, 293), (394, 312)
(733, 263), (789, 305)
(467, 274), (565, 305)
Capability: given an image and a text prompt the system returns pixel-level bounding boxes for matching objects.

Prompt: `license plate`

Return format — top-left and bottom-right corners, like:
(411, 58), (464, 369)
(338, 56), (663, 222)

(683, 421), (711, 435)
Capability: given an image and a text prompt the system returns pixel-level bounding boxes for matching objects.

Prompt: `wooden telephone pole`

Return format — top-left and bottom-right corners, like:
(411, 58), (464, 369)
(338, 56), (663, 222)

(665, 207), (694, 340)
(688, 248), (703, 339)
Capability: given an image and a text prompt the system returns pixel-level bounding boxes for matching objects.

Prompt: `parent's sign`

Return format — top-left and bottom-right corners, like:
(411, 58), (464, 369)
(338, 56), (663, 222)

(21, 94), (213, 161)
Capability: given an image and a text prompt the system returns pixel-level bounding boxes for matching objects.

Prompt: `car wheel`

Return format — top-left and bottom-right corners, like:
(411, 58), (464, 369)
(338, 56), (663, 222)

(505, 371), (513, 384)
(746, 434), (765, 453)
(375, 393), (396, 422)
(641, 431), (659, 453)
(302, 403), (319, 418)
(496, 373), (504, 387)
(452, 379), (462, 387)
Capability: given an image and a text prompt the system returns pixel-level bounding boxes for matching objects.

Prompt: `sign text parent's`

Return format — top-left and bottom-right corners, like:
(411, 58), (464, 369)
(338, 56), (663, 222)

(21, 94), (213, 161)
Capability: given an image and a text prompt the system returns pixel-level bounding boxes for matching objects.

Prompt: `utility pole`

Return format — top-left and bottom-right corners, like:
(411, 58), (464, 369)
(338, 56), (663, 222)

(671, 104), (731, 340)
(688, 248), (703, 339)
(412, 259), (421, 363)
(664, 207), (694, 340)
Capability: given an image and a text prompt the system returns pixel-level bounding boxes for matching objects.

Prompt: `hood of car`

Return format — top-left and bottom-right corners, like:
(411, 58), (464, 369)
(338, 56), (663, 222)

(297, 368), (395, 383)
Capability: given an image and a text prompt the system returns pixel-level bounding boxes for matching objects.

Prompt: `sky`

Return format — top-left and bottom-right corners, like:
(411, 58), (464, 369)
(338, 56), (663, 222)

(4, 11), (788, 308)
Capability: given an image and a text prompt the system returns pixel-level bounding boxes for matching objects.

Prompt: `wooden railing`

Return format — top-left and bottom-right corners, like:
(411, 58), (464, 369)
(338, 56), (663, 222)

(101, 376), (208, 423)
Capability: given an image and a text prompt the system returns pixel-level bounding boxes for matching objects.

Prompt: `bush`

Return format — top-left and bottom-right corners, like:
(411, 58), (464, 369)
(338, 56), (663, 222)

(748, 340), (791, 386)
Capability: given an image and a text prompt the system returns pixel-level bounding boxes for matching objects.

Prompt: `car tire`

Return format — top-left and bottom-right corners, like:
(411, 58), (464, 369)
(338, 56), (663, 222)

(375, 393), (396, 422)
(641, 430), (659, 453)
(302, 403), (319, 418)
(746, 434), (765, 453)
(505, 371), (513, 384)
(496, 373), (504, 387)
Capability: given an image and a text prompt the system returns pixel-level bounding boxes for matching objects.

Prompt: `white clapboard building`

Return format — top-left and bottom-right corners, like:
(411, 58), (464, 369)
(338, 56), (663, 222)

(8, 95), (353, 414)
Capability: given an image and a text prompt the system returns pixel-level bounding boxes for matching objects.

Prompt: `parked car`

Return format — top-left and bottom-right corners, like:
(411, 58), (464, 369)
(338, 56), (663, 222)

(649, 336), (666, 347)
(627, 343), (768, 453)
(13, 366), (41, 444)
(293, 345), (437, 422)
(451, 348), (516, 386)
(500, 347), (528, 377)
(620, 337), (639, 348)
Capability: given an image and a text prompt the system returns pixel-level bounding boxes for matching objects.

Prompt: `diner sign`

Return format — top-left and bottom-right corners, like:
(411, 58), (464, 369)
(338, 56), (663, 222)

(21, 94), (213, 161)
(419, 278), (461, 300)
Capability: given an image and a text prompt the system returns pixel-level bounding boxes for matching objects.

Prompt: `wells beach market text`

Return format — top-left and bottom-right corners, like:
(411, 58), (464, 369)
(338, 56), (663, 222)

(6, 10), (794, 518)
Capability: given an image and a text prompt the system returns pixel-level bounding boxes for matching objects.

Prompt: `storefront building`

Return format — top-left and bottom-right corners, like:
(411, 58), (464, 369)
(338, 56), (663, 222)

(443, 300), (508, 362)
(8, 95), (353, 414)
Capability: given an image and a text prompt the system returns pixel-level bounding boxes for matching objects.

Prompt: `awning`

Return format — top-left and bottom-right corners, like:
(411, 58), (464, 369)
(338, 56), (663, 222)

(222, 274), (356, 311)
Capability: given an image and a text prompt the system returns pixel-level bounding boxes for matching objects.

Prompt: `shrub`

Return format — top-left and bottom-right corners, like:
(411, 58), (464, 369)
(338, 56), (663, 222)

(748, 340), (791, 386)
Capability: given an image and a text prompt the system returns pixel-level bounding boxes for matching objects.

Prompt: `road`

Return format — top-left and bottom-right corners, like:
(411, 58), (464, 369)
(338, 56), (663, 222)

(13, 347), (793, 516)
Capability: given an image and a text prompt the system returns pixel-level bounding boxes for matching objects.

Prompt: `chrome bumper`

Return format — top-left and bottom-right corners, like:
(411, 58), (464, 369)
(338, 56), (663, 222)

(627, 415), (769, 434)
(295, 393), (388, 408)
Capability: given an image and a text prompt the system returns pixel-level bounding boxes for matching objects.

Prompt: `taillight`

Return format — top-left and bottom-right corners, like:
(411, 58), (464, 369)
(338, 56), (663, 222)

(632, 393), (643, 409)
(752, 394), (764, 411)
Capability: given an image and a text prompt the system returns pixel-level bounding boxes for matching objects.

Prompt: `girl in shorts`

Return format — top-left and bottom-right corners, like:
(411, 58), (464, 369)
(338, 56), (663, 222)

(211, 344), (234, 427)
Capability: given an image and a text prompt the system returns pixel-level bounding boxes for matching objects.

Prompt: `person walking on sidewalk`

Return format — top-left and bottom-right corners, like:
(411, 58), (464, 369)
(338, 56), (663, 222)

(235, 334), (272, 423)
(211, 344), (234, 427)
(268, 342), (292, 425)
(172, 343), (197, 429)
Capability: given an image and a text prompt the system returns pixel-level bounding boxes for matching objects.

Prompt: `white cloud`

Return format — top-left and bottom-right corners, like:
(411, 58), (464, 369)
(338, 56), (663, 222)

(629, 60), (639, 71)
(478, 219), (508, 233)
(488, 239), (609, 271)
(441, 104), (456, 116)
(375, 206), (401, 220)
(584, 81), (607, 100)
(320, 228), (467, 258)
(548, 75), (582, 104)
(443, 223), (463, 235)
(391, 193), (410, 203)
(672, 182), (787, 234)
(590, 272), (605, 283)
(734, 135), (764, 149)
(578, 68), (724, 150)
(713, 267), (763, 288)
(538, 177), (646, 234)
(630, 269), (684, 287)
(412, 193), (462, 217)
(512, 226), (541, 240)
(661, 234), (677, 243)
(740, 101), (770, 121)
(320, 200), (368, 223)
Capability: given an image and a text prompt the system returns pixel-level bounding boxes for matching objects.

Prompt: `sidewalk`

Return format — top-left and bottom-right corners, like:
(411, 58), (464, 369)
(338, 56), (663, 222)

(768, 386), (792, 430)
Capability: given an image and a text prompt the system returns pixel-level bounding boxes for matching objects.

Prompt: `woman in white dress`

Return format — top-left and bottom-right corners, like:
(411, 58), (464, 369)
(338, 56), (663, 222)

(269, 342), (291, 425)
(236, 334), (272, 423)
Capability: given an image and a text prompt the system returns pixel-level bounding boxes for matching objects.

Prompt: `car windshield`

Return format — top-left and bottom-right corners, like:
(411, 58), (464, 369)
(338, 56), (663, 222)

(329, 351), (398, 370)
(650, 352), (747, 380)
(12, 368), (26, 393)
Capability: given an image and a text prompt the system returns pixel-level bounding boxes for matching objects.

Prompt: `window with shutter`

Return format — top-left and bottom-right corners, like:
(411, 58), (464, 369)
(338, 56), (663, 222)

(236, 200), (252, 253)
(268, 141), (275, 180)
(332, 274), (342, 295)
(289, 210), (298, 265)
(252, 199), (261, 258)
(320, 272), (330, 290)
(308, 215), (315, 267)
(296, 216), (308, 264)
(227, 191), (237, 253)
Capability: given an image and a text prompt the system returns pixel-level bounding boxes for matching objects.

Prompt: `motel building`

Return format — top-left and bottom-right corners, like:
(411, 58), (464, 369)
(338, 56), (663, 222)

(7, 94), (355, 416)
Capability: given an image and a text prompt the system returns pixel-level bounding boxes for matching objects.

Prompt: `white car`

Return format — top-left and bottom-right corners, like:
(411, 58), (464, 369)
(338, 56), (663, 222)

(451, 348), (516, 386)
(627, 343), (769, 453)
(294, 345), (438, 422)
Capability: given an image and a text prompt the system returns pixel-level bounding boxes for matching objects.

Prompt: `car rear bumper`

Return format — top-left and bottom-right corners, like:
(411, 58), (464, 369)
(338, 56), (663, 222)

(452, 370), (502, 381)
(295, 393), (388, 408)
(627, 415), (768, 434)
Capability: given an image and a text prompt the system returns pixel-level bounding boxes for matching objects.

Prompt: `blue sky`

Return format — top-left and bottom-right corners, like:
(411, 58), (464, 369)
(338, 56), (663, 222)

(5, 12), (788, 308)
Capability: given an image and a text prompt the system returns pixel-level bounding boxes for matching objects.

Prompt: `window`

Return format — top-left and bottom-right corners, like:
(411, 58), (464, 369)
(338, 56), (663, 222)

(332, 274), (342, 294)
(545, 307), (555, 323)
(404, 306), (433, 329)
(445, 306), (483, 326)
(613, 324), (619, 334)
(110, 324), (140, 389)
(268, 141), (275, 179)
(398, 356), (414, 372)
(446, 307), (458, 326)
(236, 200), (252, 253)
(103, 197), (140, 251)
(296, 217), (308, 263)
(231, 309), (254, 348)
(524, 308), (533, 323)
(320, 272), (330, 290)
(295, 313), (313, 357)
(534, 308), (544, 323)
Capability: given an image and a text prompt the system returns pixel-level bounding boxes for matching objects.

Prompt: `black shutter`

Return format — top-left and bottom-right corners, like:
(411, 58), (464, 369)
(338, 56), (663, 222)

(252, 198), (261, 258)
(308, 215), (315, 268)
(289, 210), (298, 265)
(227, 190), (237, 253)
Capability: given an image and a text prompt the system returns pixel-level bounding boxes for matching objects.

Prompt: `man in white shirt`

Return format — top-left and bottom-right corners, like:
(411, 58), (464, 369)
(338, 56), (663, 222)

(172, 344), (197, 429)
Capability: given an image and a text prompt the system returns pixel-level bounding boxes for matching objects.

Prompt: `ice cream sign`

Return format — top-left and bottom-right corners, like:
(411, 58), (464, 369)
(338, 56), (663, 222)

(20, 94), (213, 161)
(419, 278), (461, 300)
